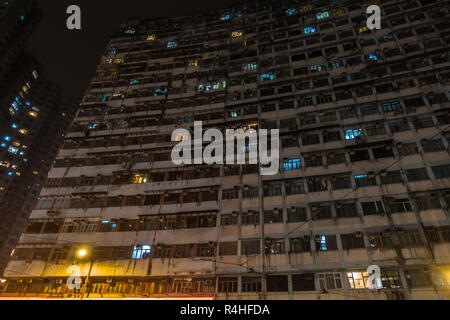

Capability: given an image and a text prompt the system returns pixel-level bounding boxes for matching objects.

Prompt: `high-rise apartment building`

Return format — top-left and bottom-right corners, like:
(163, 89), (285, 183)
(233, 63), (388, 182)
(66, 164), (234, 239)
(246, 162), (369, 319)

(2, 0), (450, 300)
(0, 0), (77, 273)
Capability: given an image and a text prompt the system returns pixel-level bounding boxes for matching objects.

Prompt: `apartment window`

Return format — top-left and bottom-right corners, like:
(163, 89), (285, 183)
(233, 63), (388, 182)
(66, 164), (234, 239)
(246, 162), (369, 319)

(241, 211), (259, 225)
(241, 277), (262, 292)
(242, 186), (258, 198)
(381, 270), (402, 289)
(331, 175), (351, 190)
(111, 247), (130, 260)
(355, 174), (377, 187)
(196, 243), (215, 257)
(132, 245), (151, 259)
(265, 239), (285, 254)
(290, 237), (311, 253)
(218, 277), (237, 293)
(347, 271), (370, 289)
(264, 210), (283, 224)
(219, 242), (237, 256)
(422, 139), (445, 153)
(415, 195), (441, 211)
(292, 274), (315, 291)
(283, 158), (301, 171)
(174, 244), (193, 258)
(154, 245), (172, 258)
(361, 201), (385, 216)
(398, 229), (424, 247)
(222, 189), (239, 200)
(241, 239), (260, 255)
(388, 198), (412, 213)
(432, 165), (450, 179)
(220, 214), (237, 226)
(263, 181), (282, 197)
(398, 143), (419, 156)
(327, 152), (346, 165)
(266, 275), (288, 292)
(405, 270), (431, 288)
(345, 129), (362, 140)
(406, 168), (429, 182)
(380, 171), (403, 184)
(315, 235), (337, 251)
(302, 134), (320, 145)
(319, 273), (342, 290)
(341, 233), (365, 250)
(335, 202), (358, 218)
(287, 207), (307, 222)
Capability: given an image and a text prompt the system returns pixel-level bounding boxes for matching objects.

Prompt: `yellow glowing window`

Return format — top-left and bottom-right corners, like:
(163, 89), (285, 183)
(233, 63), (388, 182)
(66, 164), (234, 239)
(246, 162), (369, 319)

(147, 34), (156, 41)
(132, 174), (148, 184)
(114, 58), (124, 64)
(16, 172), (21, 176)
(0, 161), (10, 168)
(189, 60), (198, 67)
(22, 85), (29, 93)
(231, 31), (243, 38)
(12, 141), (20, 147)
(19, 128), (28, 135)
(359, 26), (369, 33)
(347, 272), (370, 289)
(28, 110), (38, 118)
(33, 171), (38, 175)
(332, 8), (344, 15)
(364, 0), (378, 6)
(0, 186), (4, 191)
(175, 133), (189, 141)
(300, 5), (312, 13)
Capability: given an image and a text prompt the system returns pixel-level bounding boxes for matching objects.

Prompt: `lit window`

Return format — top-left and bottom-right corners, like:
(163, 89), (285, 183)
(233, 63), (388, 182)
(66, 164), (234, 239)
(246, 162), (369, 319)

(3, 136), (10, 142)
(319, 236), (329, 251)
(132, 173), (148, 184)
(33, 171), (38, 175)
(11, 123), (18, 129)
(167, 41), (177, 48)
(8, 146), (18, 154)
(359, 26), (369, 33)
(345, 129), (362, 140)
(382, 101), (401, 112)
(244, 63), (257, 70)
(347, 272), (372, 289)
(231, 31), (242, 38)
(316, 11), (330, 19)
(369, 53), (378, 61)
(18, 128), (28, 135)
(354, 174), (368, 179)
(188, 60), (198, 67)
(7, 172), (13, 176)
(260, 73), (274, 82)
(304, 26), (316, 34)
(220, 14), (231, 21)
(175, 132), (190, 141)
(114, 58), (124, 64)
(0, 161), (10, 167)
(108, 49), (117, 55)
(12, 141), (20, 147)
(28, 110), (38, 118)
(32, 70), (38, 79)
(285, 8), (298, 15)
(154, 88), (167, 96)
(124, 28), (135, 34)
(283, 158), (301, 171)
(0, 143), (6, 148)
(234, 12), (243, 18)
(146, 34), (156, 41)
(132, 245), (151, 259)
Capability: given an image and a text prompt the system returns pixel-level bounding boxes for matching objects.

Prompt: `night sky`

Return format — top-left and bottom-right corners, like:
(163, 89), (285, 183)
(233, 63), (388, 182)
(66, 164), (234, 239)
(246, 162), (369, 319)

(30, 0), (237, 99)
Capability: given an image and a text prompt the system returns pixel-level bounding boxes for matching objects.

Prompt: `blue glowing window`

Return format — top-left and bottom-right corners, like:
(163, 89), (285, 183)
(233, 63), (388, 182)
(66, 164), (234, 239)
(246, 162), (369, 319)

(102, 93), (111, 102)
(319, 236), (328, 251)
(154, 88), (167, 96)
(88, 123), (98, 130)
(0, 143), (6, 148)
(23, 158), (28, 162)
(25, 101), (31, 106)
(11, 102), (19, 111)
(124, 28), (135, 34)
(130, 79), (138, 85)
(8, 146), (18, 154)
(283, 158), (301, 171)
(304, 27), (316, 34)
(3, 136), (11, 141)
(286, 8), (298, 15)
(19, 151), (24, 156)
(235, 12), (243, 18)
(220, 14), (231, 21)
(260, 73), (274, 81)
(354, 174), (368, 179)
(12, 123), (18, 129)
(330, 60), (342, 69)
(167, 41), (177, 48)
(382, 101), (401, 112)
(369, 53), (378, 61)
(345, 129), (362, 140)
(316, 11), (329, 19)
(7, 172), (13, 176)
(101, 220), (110, 224)
(132, 245), (151, 259)
(108, 49), (117, 55)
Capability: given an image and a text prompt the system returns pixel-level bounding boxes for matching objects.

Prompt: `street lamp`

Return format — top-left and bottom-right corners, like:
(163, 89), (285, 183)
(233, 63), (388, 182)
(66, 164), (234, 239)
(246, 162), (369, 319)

(75, 247), (94, 300)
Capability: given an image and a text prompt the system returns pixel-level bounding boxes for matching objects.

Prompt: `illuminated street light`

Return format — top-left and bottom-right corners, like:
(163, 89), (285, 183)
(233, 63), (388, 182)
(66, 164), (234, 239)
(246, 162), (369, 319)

(77, 249), (87, 258)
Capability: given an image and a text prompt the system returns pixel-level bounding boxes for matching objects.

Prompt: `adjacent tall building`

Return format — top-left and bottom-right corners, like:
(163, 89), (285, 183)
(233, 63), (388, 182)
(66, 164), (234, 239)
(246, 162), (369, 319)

(0, 1), (77, 273)
(2, 0), (450, 299)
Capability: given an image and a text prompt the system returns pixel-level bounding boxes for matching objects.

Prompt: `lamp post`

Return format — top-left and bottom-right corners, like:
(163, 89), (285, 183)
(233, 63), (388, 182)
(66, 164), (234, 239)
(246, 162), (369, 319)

(76, 248), (94, 300)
